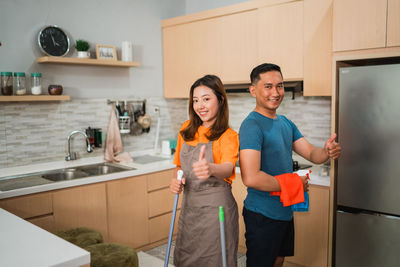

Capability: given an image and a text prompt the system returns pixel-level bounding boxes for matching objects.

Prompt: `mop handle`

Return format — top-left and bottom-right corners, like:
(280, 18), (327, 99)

(219, 206), (227, 267)
(164, 170), (183, 267)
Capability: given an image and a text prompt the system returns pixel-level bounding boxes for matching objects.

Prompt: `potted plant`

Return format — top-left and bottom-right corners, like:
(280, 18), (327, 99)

(75, 39), (90, 58)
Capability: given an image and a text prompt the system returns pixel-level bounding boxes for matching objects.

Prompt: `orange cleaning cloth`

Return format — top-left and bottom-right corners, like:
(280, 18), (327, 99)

(270, 173), (304, 207)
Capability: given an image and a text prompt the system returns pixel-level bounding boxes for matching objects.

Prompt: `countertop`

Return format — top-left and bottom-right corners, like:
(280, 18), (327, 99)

(0, 150), (330, 200)
(0, 150), (175, 199)
(0, 208), (90, 267)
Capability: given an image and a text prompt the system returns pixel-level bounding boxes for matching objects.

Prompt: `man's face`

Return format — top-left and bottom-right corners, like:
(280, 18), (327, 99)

(250, 71), (284, 113)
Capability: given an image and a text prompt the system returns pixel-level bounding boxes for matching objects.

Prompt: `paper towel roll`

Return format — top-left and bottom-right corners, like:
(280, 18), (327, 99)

(121, 41), (133, 62)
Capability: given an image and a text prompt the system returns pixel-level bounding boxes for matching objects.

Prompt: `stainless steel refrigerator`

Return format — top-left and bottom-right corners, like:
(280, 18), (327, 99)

(335, 63), (400, 266)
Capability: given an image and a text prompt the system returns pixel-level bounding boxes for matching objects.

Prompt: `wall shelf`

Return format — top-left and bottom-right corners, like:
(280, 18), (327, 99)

(36, 56), (140, 67)
(0, 95), (70, 102)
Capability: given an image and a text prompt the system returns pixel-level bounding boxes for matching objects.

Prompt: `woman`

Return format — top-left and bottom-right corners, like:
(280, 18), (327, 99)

(170, 75), (239, 267)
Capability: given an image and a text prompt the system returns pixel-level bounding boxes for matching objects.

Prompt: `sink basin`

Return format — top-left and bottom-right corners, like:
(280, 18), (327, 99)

(40, 163), (136, 182)
(76, 163), (134, 175)
(41, 169), (89, 182)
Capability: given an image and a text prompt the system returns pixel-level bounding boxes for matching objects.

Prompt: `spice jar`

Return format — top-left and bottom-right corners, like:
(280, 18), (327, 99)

(14, 72), (26, 95)
(1, 72), (13, 95)
(30, 72), (42, 95)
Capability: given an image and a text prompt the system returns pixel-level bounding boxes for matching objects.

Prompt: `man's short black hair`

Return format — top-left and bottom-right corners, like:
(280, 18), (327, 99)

(250, 63), (283, 85)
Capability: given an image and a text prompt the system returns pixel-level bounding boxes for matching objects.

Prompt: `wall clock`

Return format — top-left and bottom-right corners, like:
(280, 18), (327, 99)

(38, 25), (70, 57)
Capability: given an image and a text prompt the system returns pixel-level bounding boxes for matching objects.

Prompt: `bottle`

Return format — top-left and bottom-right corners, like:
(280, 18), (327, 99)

(14, 72), (26, 95)
(30, 72), (42, 95)
(1, 72), (13, 95)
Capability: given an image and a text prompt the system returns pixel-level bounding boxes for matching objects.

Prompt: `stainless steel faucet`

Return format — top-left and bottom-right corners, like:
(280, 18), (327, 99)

(65, 130), (93, 161)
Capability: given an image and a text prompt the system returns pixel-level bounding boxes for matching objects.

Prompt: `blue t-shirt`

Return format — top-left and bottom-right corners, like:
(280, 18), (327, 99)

(239, 111), (303, 221)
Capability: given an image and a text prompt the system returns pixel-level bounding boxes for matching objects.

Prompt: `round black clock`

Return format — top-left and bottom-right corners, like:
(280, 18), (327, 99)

(38, 25), (70, 57)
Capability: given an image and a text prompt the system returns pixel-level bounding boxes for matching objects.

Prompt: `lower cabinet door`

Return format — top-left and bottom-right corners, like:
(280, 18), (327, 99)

(107, 175), (149, 249)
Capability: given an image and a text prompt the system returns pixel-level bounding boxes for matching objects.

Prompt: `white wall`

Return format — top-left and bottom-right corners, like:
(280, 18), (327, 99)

(0, 0), (185, 99)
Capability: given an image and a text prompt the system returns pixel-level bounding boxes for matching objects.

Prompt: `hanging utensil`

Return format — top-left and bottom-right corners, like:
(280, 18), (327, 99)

(138, 100), (151, 133)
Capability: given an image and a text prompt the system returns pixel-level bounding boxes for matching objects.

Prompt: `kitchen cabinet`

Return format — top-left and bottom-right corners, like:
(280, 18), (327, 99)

(162, 1), (304, 98)
(53, 183), (109, 241)
(333, 0), (387, 51)
(107, 174), (149, 249)
(232, 174), (330, 267)
(286, 185), (330, 267)
(303, 0), (333, 96)
(0, 192), (55, 232)
(387, 0), (400, 47)
(162, 10), (258, 98)
(147, 169), (181, 243)
(258, 1), (303, 80)
(163, 17), (222, 98)
(219, 10), (258, 84)
(231, 173), (247, 254)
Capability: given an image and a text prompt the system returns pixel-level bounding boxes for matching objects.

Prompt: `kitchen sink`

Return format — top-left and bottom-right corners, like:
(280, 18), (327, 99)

(40, 163), (136, 182)
(76, 163), (134, 175)
(0, 163), (136, 191)
(41, 169), (89, 182)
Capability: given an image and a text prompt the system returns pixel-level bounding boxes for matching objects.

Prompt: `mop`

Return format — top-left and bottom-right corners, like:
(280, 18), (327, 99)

(164, 170), (183, 267)
(219, 206), (227, 267)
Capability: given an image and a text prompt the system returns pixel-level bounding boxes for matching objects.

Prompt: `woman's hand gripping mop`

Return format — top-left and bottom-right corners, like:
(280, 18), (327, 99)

(164, 170), (183, 267)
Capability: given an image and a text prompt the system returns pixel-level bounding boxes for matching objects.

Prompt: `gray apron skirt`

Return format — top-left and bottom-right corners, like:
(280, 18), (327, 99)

(174, 142), (239, 267)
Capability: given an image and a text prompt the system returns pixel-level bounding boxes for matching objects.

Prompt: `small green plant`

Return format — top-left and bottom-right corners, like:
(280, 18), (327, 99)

(75, 39), (90, 51)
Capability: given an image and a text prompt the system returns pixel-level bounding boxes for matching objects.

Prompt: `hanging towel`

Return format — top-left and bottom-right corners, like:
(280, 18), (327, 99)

(104, 105), (133, 163)
(270, 173), (305, 207)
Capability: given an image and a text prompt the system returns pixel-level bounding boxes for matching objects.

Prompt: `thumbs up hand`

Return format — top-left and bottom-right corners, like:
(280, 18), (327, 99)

(192, 145), (211, 180)
(324, 133), (341, 160)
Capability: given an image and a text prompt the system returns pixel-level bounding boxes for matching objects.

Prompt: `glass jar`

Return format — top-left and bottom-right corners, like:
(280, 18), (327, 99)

(14, 72), (26, 95)
(1, 72), (13, 95)
(30, 72), (42, 95)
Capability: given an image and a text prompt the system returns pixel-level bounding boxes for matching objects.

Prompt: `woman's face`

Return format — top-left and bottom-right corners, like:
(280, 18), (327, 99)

(193, 85), (220, 128)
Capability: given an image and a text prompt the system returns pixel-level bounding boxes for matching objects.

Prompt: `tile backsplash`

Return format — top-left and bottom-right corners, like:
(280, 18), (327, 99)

(0, 92), (331, 168)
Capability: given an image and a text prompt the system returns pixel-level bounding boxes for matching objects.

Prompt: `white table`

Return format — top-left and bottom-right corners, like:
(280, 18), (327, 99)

(0, 208), (90, 267)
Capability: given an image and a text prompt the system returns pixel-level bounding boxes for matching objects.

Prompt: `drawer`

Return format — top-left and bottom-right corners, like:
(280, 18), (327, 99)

(28, 215), (55, 233)
(148, 188), (181, 218)
(147, 169), (175, 192)
(1, 192), (53, 219)
(149, 210), (180, 243)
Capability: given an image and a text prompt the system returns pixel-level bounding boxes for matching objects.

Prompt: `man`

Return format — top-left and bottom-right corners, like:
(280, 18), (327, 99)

(239, 63), (341, 267)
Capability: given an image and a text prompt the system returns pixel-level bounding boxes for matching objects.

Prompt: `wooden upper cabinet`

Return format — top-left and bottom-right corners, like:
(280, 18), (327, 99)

(387, 0), (400, 47)
(303, 0), (333, 96)
(219, 10), (258, 84)
(258, 1), (304, 80)
(333, 0), (387, 51)
(163, 17), (222, 98)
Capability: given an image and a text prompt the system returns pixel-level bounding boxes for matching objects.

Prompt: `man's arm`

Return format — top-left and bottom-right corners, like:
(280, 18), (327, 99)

(293, 134), (341, 164)
(239, 149), (281, 191)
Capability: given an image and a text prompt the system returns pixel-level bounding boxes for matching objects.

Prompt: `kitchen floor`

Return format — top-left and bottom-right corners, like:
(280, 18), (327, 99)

(144, 241), (246, 266)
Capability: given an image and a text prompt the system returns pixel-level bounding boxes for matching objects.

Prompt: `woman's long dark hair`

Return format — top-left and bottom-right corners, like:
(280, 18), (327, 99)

(180, 75), (229, 141)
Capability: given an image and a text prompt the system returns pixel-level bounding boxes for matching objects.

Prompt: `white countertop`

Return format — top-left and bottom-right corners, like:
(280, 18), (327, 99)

(0, 150), (175, 199)
(235, 165), (330, 187)
(0, 150), (329, 200)
(0, 208), (90, 267)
